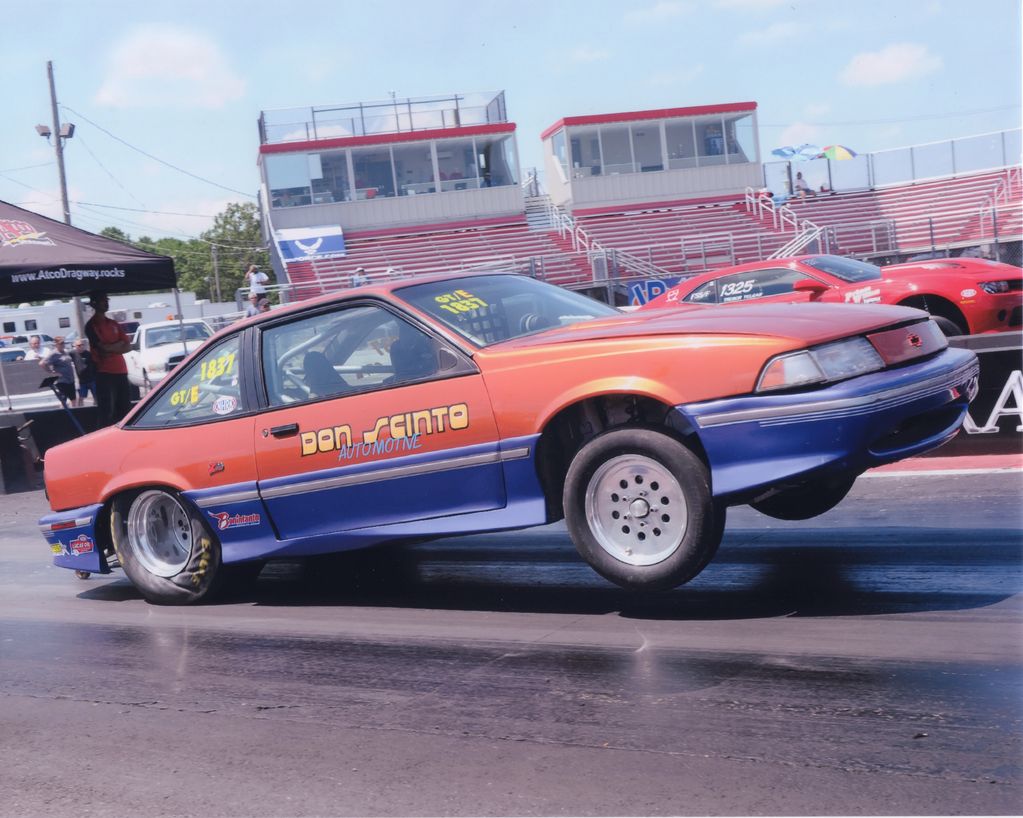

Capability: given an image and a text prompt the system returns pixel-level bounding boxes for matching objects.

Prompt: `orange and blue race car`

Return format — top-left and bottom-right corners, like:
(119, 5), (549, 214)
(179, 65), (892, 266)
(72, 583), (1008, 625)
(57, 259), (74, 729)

(39, 273), (979, 604)
(640, 254), (1023, 336)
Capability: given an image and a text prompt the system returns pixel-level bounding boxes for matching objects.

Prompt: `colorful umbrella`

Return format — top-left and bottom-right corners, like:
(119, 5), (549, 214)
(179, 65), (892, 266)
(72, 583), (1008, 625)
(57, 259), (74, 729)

(817, 145), (857, 160)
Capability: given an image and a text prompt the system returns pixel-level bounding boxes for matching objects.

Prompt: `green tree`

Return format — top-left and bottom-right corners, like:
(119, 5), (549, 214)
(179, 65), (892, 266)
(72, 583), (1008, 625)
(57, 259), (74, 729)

(200, 202), (270, 301)
(99, 226), (132, 245)
(97, 201), (268, 303)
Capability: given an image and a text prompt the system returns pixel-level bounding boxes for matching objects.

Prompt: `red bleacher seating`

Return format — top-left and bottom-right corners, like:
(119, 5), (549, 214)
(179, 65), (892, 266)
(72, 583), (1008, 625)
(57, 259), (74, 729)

(284, 218), (593, 299)
(785, 169), (1019, 256)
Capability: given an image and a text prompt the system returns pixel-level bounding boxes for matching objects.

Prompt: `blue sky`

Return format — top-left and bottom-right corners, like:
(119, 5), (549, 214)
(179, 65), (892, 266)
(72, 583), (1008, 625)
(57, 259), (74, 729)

(1, 0), (1020, 240)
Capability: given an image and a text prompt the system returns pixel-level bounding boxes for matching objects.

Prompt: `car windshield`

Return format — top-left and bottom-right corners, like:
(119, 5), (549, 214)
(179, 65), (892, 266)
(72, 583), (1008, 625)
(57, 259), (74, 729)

(145, 324), (212, 347)
(394, 274), (620, 346)
(801, 255), (882, 282)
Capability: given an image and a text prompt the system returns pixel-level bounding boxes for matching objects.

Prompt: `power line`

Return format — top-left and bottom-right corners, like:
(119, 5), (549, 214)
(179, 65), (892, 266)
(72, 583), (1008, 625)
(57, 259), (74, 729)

(72, 136), (147, 208)
(61, 104), (257, 198)
(71, 202), (266, 251)
(0, 161), (54, 173)
(72, 201), (220, 218)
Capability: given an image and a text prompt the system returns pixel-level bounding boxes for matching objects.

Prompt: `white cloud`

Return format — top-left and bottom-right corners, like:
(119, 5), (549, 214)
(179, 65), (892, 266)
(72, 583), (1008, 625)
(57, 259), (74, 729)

(840, 43), (942, 87)
(96, 25), (245, 109)
(737, 22), (805, 47)
(649, 64), (705, 86)
(568, 45), (611, 64)
(625, 1), (693, 23)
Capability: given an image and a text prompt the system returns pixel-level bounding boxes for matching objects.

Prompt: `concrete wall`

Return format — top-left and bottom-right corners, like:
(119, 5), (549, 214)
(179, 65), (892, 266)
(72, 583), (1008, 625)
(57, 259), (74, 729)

(268, 187), (525, 234)
(562, 163), (762, 212)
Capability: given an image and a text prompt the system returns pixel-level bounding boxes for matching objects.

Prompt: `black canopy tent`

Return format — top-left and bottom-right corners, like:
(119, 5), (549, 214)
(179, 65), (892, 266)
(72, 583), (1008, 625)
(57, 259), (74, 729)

(0, 199), (179, 412)
(0, 199), (175, 302)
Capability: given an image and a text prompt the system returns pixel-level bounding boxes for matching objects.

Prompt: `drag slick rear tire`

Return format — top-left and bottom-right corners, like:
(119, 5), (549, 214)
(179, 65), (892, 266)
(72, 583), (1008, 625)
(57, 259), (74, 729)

(111, 488), (222, 605)
(564, 428), (723, 591)
(749, 474), (857, 521)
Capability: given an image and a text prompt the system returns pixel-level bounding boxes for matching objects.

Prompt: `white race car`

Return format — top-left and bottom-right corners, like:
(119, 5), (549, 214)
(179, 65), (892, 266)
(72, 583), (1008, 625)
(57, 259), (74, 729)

(125, 319), (214, 389)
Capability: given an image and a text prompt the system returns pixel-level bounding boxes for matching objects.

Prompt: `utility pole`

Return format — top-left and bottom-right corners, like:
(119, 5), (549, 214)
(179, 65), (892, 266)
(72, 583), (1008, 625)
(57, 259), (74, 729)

(47, 61), (71, 226)
(211, 245), (221, 303)
(45, 60), (84, 338)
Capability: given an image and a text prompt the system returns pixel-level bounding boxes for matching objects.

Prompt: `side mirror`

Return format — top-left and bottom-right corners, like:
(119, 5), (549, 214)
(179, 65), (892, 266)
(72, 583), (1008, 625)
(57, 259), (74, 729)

(792, 278), (829, 300)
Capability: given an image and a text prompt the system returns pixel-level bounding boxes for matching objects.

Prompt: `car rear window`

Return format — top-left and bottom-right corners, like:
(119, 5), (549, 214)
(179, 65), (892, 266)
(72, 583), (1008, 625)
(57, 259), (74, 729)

(801, 255), (882, 282)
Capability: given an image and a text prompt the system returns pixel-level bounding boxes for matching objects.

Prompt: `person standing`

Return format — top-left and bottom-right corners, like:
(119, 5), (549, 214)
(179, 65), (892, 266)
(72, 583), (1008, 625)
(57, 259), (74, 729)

(85, 292), (132, 426)
(244, 264), (270, 299)
(70, 338), (97, 407)
(243, 292), (261, 317)
(39, 336), (76, 407)
(23, 335), (52, 360)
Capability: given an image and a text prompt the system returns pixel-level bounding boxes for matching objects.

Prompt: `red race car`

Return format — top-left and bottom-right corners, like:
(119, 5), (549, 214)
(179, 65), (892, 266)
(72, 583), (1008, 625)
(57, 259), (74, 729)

(641, 254), (1023, 336)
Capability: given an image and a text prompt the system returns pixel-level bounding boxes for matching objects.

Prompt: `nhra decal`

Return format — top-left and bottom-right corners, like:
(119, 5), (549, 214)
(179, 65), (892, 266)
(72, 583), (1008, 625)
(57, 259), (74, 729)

(301, 402), (470, 457)
(0, 218), (55, 248)
(844, 286), (882, 304)
(628, 278), (681, 306)
(67, 534), (95, 556)
(208, 511), (261, 530)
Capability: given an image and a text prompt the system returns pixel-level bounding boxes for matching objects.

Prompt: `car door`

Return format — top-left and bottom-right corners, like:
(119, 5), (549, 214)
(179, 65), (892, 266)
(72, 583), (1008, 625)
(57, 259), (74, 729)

(252, 300), (506, 540)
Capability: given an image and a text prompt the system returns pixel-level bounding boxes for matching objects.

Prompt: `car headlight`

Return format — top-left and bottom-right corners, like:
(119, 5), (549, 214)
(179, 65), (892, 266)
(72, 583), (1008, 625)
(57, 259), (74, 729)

(979, 280), (1011, 294)
(757, 337), (884, 392)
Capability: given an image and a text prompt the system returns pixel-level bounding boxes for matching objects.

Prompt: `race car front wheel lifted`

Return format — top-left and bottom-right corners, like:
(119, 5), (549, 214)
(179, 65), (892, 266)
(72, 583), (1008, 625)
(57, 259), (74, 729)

(111, 488), (222, 605)
(564, 428), (724, 591)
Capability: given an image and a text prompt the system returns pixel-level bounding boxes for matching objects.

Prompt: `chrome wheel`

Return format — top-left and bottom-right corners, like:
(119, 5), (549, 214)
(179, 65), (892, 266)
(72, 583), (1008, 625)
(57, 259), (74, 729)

(126, 490), (193, 578)
(584, 454), (688, 566)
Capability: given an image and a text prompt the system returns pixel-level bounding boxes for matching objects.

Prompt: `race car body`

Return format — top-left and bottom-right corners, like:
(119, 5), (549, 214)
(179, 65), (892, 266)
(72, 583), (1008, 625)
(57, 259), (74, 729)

(124, 319), (214, 388)
(640, 254), (1023, 336)
(39, 273), (978, 603)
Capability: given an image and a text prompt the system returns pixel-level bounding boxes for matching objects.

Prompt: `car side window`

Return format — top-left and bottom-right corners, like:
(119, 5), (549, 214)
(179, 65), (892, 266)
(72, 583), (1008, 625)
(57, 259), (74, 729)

(261, 304), (444, 407)
(716, 273), (762, 302)
(747, 269), (808, 298)
(684, 280), (718, 304)
(132, 336), (244, 428)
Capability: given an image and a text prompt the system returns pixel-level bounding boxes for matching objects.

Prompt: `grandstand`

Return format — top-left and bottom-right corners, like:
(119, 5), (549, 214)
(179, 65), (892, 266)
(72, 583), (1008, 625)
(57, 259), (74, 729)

(256, 92), (1021, 304)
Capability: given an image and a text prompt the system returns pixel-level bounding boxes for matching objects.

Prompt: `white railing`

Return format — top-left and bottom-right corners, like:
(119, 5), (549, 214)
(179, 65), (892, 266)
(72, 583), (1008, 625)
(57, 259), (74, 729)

(769, 225), (823, 258)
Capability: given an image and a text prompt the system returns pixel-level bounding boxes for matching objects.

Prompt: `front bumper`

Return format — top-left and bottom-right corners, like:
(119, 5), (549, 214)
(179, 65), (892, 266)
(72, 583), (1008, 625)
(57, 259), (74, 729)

(676, 347), (979, 499)
(39, 504), (106, 573)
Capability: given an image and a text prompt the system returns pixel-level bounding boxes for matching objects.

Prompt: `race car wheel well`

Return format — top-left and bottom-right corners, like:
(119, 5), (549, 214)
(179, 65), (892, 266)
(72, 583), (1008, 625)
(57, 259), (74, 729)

(896, 295), (968, 335)
(535, 394), (707, 521)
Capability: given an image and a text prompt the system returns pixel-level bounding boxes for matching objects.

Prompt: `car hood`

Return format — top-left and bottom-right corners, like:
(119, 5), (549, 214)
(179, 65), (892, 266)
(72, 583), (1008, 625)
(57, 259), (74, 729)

(497, 301), (926, 349)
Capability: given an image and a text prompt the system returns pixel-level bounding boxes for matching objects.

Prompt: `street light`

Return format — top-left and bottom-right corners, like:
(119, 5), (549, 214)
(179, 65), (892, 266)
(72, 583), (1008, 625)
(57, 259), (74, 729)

(40, 60), (83, 339)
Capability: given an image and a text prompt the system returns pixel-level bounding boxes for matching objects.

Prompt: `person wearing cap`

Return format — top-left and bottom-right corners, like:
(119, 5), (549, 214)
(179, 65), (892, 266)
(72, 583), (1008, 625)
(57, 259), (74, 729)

(244, 291), (261, 317)
(244, 264), (270, 296)
(351, 267), (369, 287)
(84, 292), (132, 426)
